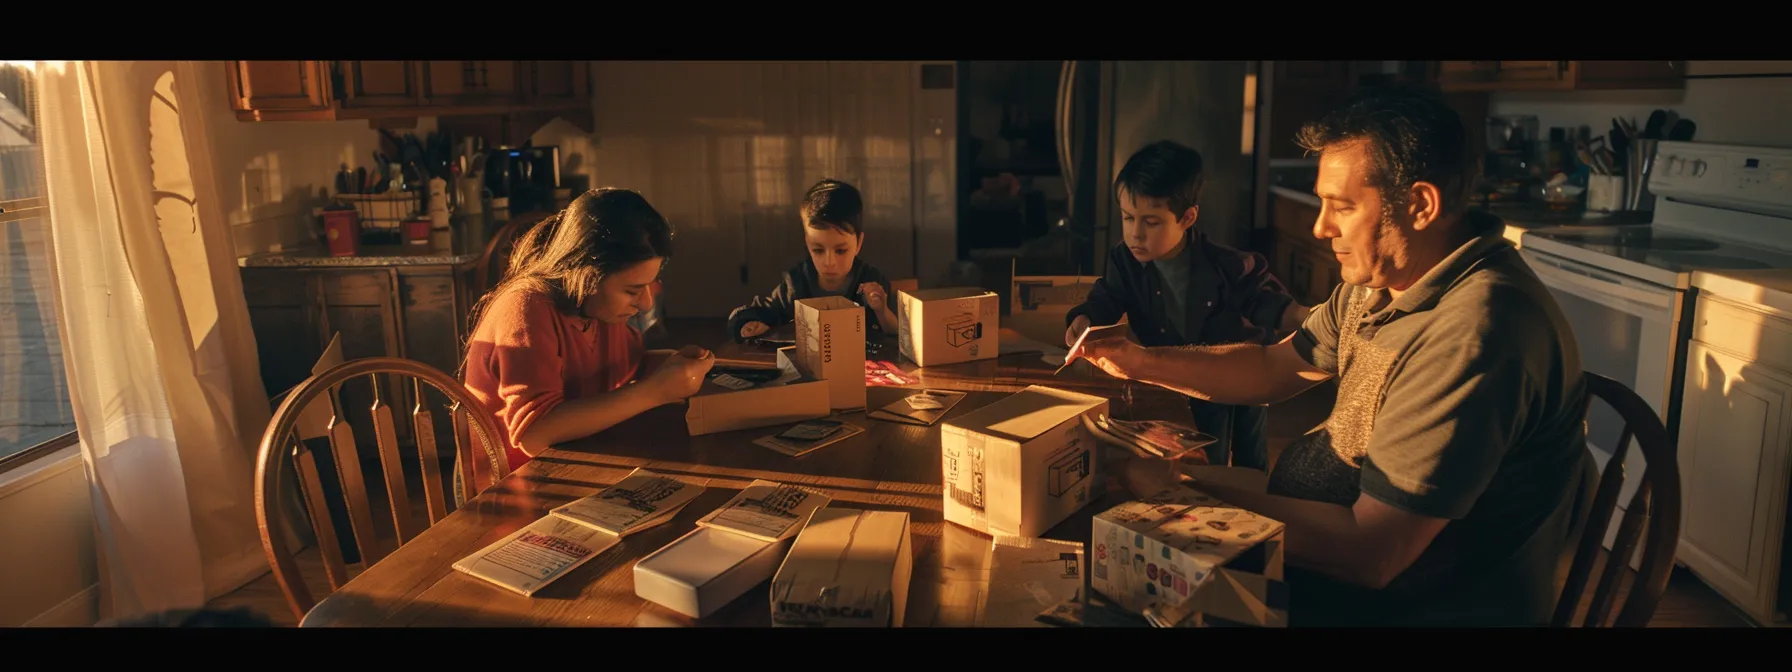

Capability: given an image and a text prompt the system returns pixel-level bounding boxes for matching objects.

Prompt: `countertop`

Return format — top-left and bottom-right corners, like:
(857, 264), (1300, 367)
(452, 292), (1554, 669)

(238, 212), (504, 269)
(1691, 269), (1792, 318)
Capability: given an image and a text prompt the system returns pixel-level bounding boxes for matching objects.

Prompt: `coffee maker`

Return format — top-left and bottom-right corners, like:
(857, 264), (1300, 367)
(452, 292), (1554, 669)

(483, 144), (562, 213)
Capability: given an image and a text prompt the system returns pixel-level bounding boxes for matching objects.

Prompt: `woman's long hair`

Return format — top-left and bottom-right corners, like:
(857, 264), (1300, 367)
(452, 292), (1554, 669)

(461, 188), (673, 376)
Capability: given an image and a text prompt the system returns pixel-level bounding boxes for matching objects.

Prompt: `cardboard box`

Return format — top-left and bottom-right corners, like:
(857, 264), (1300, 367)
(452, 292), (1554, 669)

(940, 385), (1108, 538)
(1009, 265), (1103, 346)
(897, 287), (999, 367)
(793, 296), (867, 411)
(634, 525), (796, 619)
(769, 508), (914, 627)
(1090, 488), (1289, 627)
(685, 347), (831, 436)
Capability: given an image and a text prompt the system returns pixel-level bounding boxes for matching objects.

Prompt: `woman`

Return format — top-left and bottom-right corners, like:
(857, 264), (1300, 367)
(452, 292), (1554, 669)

(457, 188), (715, 501)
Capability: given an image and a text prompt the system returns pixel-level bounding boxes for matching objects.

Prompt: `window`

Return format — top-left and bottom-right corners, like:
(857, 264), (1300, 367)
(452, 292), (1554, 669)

(0, 62), (76, 472)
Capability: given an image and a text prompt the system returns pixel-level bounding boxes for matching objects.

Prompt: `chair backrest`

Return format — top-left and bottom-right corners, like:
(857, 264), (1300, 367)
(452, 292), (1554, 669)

(254, 357), (510, 621)
(474, 210), (557, 294)
(1552, 372), (1683, 627)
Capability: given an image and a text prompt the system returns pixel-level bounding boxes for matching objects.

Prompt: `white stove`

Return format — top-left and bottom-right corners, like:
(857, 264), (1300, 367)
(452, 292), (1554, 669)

(1523, 141), (1792, 289)
(1516, 141), (1792, 573)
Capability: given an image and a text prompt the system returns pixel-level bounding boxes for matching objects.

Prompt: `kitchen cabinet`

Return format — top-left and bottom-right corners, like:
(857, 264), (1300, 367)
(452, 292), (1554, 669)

(1432, 61), (1686, 92)
(421, 61), (520, 107)
(1269, 194), (1341, 307)
(240, 259), (482, 448)
(225, 60), (590, 123)
(1673, 292), (1792, 624)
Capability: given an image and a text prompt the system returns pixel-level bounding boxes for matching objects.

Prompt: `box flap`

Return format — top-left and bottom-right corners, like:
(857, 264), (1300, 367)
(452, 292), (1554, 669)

(796, 295), (862, 312)
(944, 385), (1105, 443)
(903, 287), (997, 302)
(772, 508), (910, 625)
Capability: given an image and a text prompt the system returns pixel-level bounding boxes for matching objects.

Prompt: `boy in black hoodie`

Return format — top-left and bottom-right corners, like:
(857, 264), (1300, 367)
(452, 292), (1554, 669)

(1066, 140), (1308, 470)
(729, 179), (897, 342)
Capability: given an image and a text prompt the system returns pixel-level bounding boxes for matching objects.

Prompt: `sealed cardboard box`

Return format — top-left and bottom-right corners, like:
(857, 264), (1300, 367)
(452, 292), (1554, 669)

(940, 385), (1108, 538)
(685, 350), (830, 436)
(1009, 265), (1103, 346)
(633, 525), (796, 619)
(897, 287), (999, 367)
(793, 296), (867, 410)
(1090, 487), (1289, 627)
(769, 508), (913, 627)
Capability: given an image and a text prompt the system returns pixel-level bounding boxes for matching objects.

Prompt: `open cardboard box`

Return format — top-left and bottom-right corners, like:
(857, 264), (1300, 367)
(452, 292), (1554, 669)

(897, 287), (999, 367)
(685, 345), (831, 436)
(940, 385), (1108, 538)
(769, 507), (914, 627)
(1009, 263), (1104, 346)
(1089, 485), (1288, 627)
(793, 295), (867, 411)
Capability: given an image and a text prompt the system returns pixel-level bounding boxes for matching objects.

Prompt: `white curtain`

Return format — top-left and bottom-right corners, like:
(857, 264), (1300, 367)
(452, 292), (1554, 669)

(36, 60), (272, 619)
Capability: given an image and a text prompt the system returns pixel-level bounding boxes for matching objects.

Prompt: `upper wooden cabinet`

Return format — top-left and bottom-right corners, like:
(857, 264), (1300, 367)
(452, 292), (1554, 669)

(1432, 61), (1686, 92)
(226, 61), (590, 122)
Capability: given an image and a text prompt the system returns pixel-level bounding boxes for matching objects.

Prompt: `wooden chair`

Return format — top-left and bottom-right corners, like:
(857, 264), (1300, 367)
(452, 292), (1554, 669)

(1552, 372), (1683, 627)
(473, 210), (556, 294)
(253, 357), (511, 621)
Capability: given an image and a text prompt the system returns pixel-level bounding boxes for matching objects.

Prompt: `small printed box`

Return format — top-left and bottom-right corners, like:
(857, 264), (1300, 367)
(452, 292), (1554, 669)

(1008, 263), (1103, 346)
(633, 525), (795, 619)
(794, 296), (868, 411)
(1090, 488), (1288, 628)
(940, 385), (1107, 538)
(769, 507), (914, 627)
(897, 287), (999, 367)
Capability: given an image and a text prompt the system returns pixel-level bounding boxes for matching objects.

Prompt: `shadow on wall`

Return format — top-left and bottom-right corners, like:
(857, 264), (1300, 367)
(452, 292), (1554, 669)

(182, 61), (408, 256)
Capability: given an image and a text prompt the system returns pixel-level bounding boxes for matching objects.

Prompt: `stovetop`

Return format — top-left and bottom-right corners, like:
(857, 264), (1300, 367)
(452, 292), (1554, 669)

(1524, 223), (1792, 276)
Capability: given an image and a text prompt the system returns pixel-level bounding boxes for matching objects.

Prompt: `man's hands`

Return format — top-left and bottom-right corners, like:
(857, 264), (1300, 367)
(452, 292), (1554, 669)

(1068, 326), (1145, 381)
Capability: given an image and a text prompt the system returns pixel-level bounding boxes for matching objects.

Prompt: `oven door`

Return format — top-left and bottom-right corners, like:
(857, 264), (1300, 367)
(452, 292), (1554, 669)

(1521, 247), (1680, 561)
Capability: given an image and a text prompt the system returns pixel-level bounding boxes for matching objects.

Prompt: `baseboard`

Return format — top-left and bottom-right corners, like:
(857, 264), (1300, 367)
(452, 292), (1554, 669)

(25, 583), (99, 627)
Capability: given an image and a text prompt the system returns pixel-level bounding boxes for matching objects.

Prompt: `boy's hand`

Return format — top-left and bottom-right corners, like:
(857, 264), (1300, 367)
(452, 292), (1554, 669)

(858, 282), (888, 311)
(675, 345), (712, 360)
(740, 321), (770, 339)
(1065, 315), (1091, 347)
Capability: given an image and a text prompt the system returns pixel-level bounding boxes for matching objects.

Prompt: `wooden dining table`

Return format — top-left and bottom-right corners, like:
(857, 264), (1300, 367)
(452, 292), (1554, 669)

(299, 335), (1196, 627)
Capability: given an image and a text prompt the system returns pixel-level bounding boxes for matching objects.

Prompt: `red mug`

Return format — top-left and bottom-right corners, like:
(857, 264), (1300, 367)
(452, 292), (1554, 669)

(404, 218), (431, 245)
(322, 210), (361, 256)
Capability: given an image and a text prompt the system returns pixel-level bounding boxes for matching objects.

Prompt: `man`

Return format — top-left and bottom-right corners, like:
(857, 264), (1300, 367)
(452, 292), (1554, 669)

(1065, 140), (1306, 471)
(1071, 84), (1591, 627)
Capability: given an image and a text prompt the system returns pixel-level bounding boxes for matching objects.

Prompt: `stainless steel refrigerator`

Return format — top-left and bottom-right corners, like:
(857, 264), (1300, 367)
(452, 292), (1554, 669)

(1054, 61), (1257, 275)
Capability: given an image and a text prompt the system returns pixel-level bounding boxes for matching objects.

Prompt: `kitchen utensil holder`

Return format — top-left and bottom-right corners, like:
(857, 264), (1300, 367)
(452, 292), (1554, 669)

(1625, 139), (1660, 212)
(1587, 175), (1625, 213)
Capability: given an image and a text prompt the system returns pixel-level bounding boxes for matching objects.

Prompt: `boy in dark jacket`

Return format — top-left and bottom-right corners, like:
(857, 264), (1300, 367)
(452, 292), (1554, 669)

(729, 179), (897, 342)
(1066, 140), (1308, 470)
